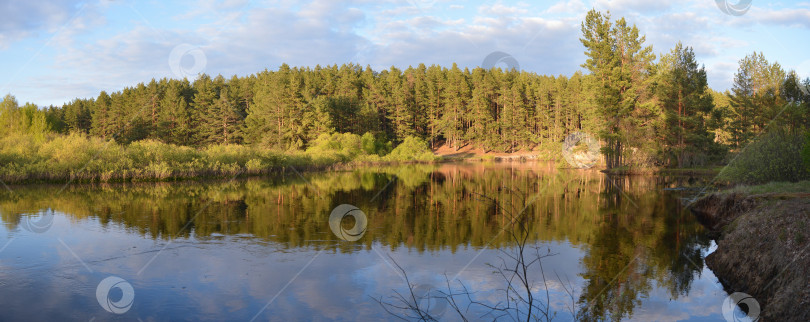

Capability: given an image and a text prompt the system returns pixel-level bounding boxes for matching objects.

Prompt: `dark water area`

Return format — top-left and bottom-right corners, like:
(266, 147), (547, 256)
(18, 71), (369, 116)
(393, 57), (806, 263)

(0, 162), (735, 321)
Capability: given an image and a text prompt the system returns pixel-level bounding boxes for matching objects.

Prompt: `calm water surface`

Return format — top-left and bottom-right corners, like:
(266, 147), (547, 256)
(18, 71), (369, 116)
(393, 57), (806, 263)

(0, 162), (730, 321)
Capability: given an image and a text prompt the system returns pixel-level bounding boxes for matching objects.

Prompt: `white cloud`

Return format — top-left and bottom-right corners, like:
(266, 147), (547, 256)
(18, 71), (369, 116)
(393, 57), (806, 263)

(594, 0), (671, 15)
(750, 7), (810, 29)
(4, 0), (810, 105)
(41, 0), (368, 100)
(38, 0), (587, 102)
(0, 0), (87, 49)
(546, 0), (586, 15)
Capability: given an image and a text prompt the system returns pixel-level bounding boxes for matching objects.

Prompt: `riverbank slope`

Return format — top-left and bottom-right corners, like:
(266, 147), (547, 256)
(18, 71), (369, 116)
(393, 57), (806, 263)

(691, 184), (810, 321)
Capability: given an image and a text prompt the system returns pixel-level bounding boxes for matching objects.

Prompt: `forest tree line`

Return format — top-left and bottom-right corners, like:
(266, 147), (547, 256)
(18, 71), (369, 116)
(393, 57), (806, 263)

(2, 9), (809, 170)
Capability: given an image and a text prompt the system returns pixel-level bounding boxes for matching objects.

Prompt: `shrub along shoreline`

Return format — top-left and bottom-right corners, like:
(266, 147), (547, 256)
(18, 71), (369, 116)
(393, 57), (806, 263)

(4, 120), (810, 185)
(0, 132), (438, 184)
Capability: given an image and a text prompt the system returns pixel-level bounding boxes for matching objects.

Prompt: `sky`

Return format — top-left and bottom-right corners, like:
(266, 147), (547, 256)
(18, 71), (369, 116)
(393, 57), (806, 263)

(0, 0), (809, 107)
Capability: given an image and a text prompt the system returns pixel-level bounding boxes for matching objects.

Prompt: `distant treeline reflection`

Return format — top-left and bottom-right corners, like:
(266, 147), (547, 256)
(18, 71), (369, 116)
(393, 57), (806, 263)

(1, 163), (705, 251)
(1, 163), (712, 320)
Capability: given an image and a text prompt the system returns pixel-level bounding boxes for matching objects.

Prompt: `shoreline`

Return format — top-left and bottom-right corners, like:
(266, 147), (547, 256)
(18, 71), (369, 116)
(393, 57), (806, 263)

(601, 166), (722, 176)
(690, 188), (810, 321)
(0, 159), (435, 185)
(0, 151), (725, 185)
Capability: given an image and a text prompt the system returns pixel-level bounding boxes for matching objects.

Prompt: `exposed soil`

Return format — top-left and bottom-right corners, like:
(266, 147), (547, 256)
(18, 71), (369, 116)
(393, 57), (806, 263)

(691, 193), (810, 321)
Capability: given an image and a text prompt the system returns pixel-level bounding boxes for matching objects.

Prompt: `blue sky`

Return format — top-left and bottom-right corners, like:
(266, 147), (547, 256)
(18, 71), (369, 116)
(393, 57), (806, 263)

(1, 0), (809, 106)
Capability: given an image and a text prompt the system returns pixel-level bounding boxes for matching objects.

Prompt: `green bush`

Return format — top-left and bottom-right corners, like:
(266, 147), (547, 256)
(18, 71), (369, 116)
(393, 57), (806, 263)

(245, 159), (264, 173)
(385, 136), (436, 162)
(0, 131), (439, 183)
(0, 132), (306, 183)
(361, 132), (392, 156)
(305, 133), (362, 160)
(802, 131), (810, 171)
(305, 132), (393, 162)
(719, 128), (809, 184)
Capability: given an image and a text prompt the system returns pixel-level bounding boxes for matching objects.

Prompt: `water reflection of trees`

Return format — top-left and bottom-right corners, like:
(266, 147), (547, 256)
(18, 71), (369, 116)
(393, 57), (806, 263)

(0, 162), (711, 320)
(577, 175), (711, 321)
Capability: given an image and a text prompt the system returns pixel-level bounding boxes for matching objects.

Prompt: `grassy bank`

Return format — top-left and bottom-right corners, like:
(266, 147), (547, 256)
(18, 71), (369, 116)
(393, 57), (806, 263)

(723, 180), (810, 195)
(0, 133), (438, 184)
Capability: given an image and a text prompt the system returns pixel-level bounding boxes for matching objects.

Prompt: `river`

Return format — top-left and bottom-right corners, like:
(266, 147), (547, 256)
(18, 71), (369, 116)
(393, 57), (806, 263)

(0, 162), (734, 321)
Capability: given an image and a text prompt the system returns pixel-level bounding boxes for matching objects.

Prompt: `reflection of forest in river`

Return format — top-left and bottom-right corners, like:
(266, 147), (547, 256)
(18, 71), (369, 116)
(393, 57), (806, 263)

(0, 162), (713, 320)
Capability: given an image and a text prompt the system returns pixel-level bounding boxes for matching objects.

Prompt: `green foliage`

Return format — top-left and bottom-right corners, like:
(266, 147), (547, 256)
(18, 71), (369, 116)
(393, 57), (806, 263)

(304, 132), (392, 163)
(719, 128), (809, 184)
(655, 43), (720, 167)
(721, 52), (790, 149)
(725, 180), (810, 194)
(580, 10), (656, 169)
(4, 11), (808, 180)
(29, 60), (621, 156)
(193, 75), (244, 145)
(305, 133), (364, 160)
(0, 132), (317, 183)
(535, 141), (563, 162)
(802, 131), (810, 170)
(361, 132), (392, 156)
(384, 136), (436, 162)
(0, 94), (54, 141)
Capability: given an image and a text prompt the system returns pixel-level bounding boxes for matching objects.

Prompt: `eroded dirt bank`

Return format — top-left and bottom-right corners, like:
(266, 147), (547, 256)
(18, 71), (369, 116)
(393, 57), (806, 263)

(691, 193), (810, 321)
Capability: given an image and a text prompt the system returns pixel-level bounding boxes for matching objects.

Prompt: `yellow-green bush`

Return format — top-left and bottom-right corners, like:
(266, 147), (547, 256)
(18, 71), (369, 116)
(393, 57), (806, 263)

(0, 130), (439, 183)
(719, 128), (809, 184)
(306, 133), (362, 159)
(0, 133), (312, 183)
(304, 132), (393, 163)
(384, 136), (436, 162)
